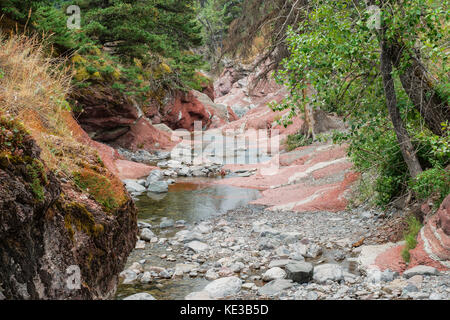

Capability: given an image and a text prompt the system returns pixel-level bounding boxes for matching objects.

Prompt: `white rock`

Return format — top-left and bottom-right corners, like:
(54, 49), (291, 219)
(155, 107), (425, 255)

(145, 170), (164, 186)
(403, 265), (439, 278)
(305, 243), (322, 258)
(230, 262), (245, 273)
(140, 272), (152, 284)
(123, 180), (147, 193)
(120, 270), (138, 284)
(186, 241), (210, 253)
(313, 264), (344, 284)
(205, 269), (219, 280)
(193, 222), (212, 234)
(159, 218), (174, 228)
(358, 242), (403, 272)
(147, 181), (169, 193)
(185, 291), (213, 300)
(262, 267), (286, 281)
(135, 240), (146, 249)
(140, 228), (155, 241)
(268, 260), (296, 268)
(204, 276), (242, 298)
(175, 263), (198, 274)
(129, 262), (143, 274)
(242, 283), (257, 290)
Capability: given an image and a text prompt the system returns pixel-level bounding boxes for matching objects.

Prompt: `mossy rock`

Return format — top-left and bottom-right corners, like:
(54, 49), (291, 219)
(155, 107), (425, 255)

(73, 168), (126, 212)
(63, 201), (105, 241)
(0, 116), (49, 202)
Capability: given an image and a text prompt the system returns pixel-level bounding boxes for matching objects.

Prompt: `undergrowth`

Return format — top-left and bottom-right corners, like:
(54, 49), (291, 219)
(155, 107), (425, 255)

(401, 216), (423, 263)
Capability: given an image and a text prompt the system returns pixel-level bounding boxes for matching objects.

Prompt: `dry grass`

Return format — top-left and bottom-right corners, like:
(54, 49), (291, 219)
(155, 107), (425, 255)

(0, 34), (128, 210)
(0, 34), (91, 174)
(0, 34), (71, 131)
(0, 34), (119, 186)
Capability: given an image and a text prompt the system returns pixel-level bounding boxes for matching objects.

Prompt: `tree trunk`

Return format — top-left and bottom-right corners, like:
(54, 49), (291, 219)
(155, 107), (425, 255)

(389, 42), (450, 136)
(301, 87), (315, 139)
(380, 37), (423, 179)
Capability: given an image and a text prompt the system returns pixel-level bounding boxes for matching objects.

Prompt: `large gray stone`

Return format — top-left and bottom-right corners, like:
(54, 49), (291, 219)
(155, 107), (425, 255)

(258, 279), (293, 296)
(175, 263), (198, 274)
(268, 259), (297, 268)
(140, 228), (155, 241)
(145, 170), (164, 186)
(285, 262), (314, 283)
(123, 179), (147, 193)
(313, 264), (344, 284)
(147, 181), (169, 193)
(119, 269), (138, 284)
(159, 218), (175, 228)
(185, 240), (210, 253)
(403, 266), (439, 278)
(175, 230), (204, 243)
(204, 277), (242, 298)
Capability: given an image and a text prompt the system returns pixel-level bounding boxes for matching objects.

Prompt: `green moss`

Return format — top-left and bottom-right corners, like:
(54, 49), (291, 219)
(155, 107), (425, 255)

(63, 201), (104, 241)
(25, 159), (49, 202)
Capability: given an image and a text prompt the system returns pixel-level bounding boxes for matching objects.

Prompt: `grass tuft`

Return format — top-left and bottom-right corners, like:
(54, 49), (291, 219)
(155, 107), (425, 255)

(401, 216), (423, 263)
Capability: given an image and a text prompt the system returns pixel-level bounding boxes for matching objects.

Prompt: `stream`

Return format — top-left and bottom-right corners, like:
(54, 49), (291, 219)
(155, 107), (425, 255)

(115, 178), (261, 300)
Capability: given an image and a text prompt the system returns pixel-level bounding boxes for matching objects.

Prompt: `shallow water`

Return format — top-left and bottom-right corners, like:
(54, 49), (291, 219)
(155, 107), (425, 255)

(137, 178), (261, 228)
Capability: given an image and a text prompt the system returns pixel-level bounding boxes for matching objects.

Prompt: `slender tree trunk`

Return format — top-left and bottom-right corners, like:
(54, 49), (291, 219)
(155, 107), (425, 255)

(302, 87), (314, 139)
(380, 37), (423, 179)
(389, 42), (450, 136)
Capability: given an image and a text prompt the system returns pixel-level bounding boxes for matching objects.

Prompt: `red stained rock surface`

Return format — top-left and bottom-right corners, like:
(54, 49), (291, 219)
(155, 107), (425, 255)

(112, 118), (176, 151)
(373, 244), (407, 273)
(63, 111), (157, 180)
(408, 208), (450, 271)
(370, 196), (450, 273)
(214, 65), (249, 98)
(201, 80), (215, 101)
(115, 160), (157, 180)
(160, 89), (237, 131)
(160, 90), (213, 131)
(71, 85), (140, 141)
(216, 142), (356, 213)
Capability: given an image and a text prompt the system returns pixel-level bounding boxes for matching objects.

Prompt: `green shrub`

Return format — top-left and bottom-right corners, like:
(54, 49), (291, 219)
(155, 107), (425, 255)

(411, 168), (450, 207)
(401, 216), (423, 263)
(285, 132), (313, 151)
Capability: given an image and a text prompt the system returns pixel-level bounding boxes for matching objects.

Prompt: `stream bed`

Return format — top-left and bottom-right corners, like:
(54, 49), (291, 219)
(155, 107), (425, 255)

(115, 178), (261, 300)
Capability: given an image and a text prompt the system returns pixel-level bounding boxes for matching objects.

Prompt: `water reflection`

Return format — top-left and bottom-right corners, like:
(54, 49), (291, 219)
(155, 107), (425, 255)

(136, 179), (261, 225)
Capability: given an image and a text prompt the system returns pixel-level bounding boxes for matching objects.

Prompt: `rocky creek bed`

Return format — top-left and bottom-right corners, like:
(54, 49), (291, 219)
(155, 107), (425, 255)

(116, 192), (450, 300)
